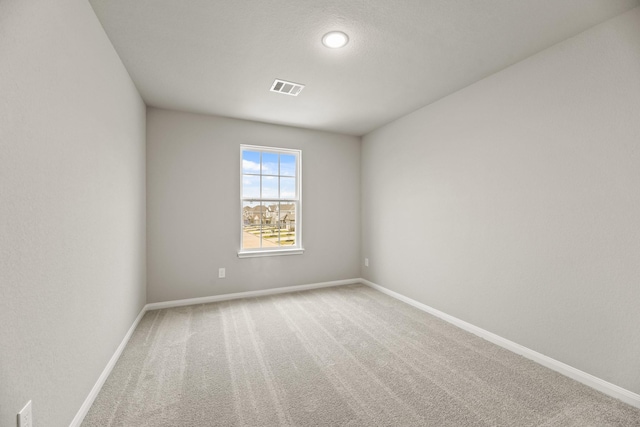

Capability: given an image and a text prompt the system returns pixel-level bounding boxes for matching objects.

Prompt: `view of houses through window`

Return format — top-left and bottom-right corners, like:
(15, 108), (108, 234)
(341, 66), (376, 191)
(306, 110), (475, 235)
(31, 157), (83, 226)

(242, 202), (296, 248)
(241, 146), (300, 252)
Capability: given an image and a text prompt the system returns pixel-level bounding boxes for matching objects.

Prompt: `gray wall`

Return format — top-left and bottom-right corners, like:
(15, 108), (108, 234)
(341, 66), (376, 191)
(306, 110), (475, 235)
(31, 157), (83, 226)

(0, 0), (147, 426)
(146, 108), (360, 303)
(362, 7), (640, 395)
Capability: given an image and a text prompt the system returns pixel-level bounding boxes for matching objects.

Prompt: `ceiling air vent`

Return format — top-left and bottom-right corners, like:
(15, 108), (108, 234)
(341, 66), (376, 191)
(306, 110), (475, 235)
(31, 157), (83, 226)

(270, 79), (305, 96)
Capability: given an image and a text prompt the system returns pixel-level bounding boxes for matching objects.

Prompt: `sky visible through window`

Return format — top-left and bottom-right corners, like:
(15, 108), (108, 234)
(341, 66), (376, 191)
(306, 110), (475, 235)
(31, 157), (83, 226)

(242, 151), (296, 199)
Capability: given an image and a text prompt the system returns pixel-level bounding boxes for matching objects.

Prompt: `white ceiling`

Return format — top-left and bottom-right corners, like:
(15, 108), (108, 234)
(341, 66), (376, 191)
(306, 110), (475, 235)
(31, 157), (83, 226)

(89, 0), (638, 136)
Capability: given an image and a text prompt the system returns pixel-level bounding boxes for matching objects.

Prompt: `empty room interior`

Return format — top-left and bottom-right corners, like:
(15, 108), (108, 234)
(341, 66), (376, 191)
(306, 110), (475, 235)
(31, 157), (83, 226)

(2, 0), (640, 426)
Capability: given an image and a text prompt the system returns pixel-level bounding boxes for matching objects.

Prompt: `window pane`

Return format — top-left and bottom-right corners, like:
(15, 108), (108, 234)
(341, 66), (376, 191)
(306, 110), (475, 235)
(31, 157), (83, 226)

(242, 201), (261, 249)
(262, 152), (278, 175)
(242, 151), (261, 174)
(262, 176), (278, 198)
(260, 203), (280, 247)
(280, 177), (295, 199)
(278, 203), (296, 246)
(242, 175), (260, 198)
(280, 154), (296, 177)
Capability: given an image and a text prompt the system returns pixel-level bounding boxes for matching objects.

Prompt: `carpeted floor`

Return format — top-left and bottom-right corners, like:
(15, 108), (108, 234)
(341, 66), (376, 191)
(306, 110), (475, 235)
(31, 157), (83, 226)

(82, 284), (640, 426)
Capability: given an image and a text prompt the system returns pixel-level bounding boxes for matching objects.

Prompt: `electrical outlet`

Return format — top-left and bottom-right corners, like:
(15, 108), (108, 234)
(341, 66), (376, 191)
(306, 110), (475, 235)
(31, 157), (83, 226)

(365, 258), (369, 267)
(17, 401), (32, 427)
(218, 268), (225, 279)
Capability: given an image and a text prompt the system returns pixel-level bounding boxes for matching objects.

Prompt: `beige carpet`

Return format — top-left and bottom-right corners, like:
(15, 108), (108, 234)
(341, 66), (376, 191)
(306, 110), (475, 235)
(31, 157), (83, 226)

(82, 284), (640, 426)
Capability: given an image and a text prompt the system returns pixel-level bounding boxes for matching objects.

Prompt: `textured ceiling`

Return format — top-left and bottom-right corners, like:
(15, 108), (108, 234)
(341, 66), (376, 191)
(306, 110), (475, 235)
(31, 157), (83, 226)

(89, 0), (638, 136)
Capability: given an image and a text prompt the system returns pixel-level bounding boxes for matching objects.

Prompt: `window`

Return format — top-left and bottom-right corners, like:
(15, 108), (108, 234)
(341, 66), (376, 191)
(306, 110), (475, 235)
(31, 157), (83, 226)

(238, 145), (303, 257)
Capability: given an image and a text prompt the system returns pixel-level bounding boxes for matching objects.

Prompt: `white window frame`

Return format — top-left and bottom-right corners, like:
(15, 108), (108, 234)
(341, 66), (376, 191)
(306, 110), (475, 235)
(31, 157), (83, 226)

(238, 145), (304, 258)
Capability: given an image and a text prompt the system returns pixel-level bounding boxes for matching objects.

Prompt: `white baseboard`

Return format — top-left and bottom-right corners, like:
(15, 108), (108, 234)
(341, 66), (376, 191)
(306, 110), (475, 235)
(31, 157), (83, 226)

(69, 306), (146, 427)
(144, 278), (361, 311)
(360, 278), (640, 409)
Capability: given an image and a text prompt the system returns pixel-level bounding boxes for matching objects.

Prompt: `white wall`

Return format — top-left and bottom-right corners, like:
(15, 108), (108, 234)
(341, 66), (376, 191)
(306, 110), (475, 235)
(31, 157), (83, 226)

(147, 108), (360, 303)
(0, 0), (146, 426)
(362, 7), (640, 395)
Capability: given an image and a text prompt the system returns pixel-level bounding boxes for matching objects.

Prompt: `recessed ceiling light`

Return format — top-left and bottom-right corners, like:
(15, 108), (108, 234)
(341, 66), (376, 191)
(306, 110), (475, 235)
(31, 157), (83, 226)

(322, 31), (349, 49)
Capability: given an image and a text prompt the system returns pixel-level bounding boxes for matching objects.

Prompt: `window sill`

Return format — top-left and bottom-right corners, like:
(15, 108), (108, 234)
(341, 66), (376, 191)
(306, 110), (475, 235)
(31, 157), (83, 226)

(237, 248), (305, 258)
